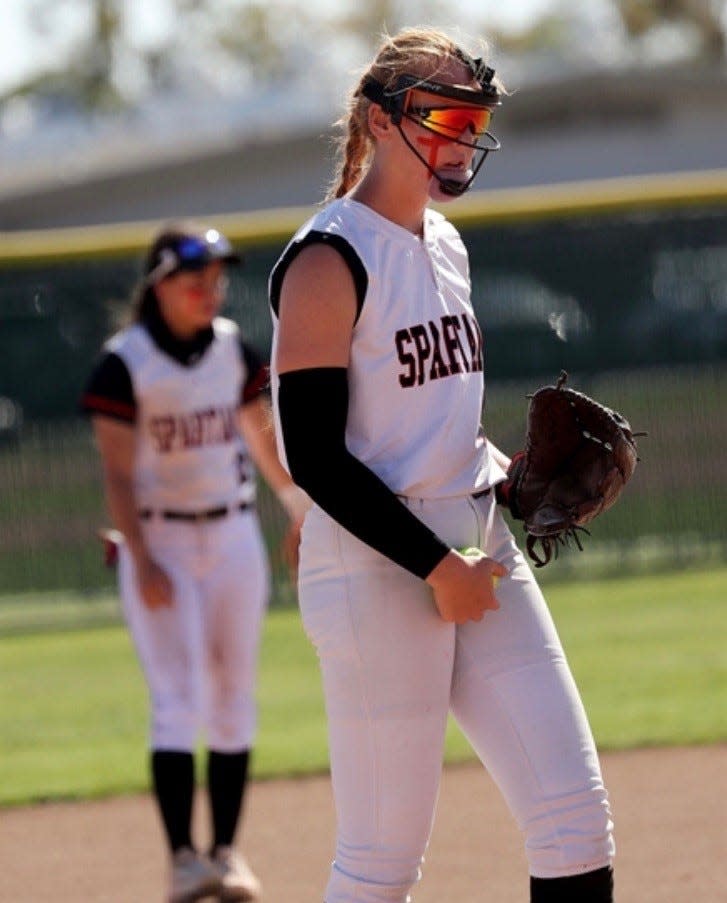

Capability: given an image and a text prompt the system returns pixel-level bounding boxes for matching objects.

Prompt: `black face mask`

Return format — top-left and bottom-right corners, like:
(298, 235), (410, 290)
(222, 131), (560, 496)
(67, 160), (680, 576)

(361, 70), (501, 197)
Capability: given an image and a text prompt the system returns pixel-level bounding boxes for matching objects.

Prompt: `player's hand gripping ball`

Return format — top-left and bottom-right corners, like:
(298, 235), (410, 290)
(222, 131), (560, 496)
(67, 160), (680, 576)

(496, 371), (644, 567)
(458, 547), (501, 587)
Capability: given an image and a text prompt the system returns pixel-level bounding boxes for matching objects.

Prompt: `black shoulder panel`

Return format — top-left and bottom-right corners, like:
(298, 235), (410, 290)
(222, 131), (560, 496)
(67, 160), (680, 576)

(269, 230), (368, 324)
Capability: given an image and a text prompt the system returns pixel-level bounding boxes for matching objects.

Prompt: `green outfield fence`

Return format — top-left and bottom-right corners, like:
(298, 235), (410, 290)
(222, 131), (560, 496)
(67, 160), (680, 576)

(1, 170), (726, 624)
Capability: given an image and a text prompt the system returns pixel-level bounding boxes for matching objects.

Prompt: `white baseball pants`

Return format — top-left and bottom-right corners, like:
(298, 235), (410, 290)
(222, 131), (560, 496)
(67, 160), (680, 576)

(118, 510), (269, 752)
(298, 492), (614, 902)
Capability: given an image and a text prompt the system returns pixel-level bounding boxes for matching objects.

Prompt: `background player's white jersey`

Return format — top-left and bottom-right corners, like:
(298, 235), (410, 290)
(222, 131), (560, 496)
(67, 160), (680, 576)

(108, 317), (253, 511)
(271, 197), (506, 498)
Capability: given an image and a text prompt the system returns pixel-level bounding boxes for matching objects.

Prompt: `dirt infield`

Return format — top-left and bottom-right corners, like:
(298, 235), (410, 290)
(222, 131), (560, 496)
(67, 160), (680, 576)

(3, 745), (724, 902)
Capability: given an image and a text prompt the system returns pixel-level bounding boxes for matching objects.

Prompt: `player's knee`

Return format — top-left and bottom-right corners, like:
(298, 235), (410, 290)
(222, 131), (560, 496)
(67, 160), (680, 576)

(151, 688), (200, 749)
(151, 710), (197, 750)
(207, 692), (256, 750)
(523, 788), (614, 878)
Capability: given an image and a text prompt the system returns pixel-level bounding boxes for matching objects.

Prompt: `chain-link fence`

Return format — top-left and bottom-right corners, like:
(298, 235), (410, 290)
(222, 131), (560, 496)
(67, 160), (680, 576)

(1, 174), (726, 626)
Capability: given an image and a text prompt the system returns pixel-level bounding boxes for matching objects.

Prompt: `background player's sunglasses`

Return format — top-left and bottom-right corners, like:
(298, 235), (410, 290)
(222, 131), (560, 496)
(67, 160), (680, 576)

(146, 229), (240, 284)
(175, 232), (236, 270)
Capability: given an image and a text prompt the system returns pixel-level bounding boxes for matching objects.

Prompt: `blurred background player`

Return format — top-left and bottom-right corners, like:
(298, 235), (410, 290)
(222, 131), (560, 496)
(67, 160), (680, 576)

(81, 222), (309, 903)
(270, 26), (615, 903)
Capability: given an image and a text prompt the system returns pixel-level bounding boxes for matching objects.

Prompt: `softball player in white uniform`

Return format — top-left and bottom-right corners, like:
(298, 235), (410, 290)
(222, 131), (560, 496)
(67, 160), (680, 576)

(269, 28), (615, 903)
(82, 223), (309, 903)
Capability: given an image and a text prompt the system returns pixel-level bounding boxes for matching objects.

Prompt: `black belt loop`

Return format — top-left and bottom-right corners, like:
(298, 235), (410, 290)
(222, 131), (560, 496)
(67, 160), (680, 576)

(472, 486), (492, 499)
(138, 502), (253, 523)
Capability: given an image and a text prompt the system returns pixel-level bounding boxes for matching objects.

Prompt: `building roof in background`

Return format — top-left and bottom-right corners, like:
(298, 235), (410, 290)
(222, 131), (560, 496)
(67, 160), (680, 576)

(0, 60), (725, 229)
(0, 76), (338, 198)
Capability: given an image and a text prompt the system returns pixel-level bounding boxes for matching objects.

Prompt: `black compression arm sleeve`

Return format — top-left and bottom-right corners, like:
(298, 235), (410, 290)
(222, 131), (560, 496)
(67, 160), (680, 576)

(278, 367), (450, 580)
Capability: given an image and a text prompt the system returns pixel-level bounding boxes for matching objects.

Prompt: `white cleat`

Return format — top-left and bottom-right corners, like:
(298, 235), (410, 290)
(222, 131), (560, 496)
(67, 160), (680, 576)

(211, 846), (262, 901)
(168, 847), (222, 903)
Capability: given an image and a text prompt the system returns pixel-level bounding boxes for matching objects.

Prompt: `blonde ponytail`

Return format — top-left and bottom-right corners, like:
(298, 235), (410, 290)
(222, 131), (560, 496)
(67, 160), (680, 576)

(326, 79), (373, 201)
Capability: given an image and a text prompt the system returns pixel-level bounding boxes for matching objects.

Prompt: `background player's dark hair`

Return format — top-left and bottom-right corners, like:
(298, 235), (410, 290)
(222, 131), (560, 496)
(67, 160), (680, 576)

(129, 282), (157, 323)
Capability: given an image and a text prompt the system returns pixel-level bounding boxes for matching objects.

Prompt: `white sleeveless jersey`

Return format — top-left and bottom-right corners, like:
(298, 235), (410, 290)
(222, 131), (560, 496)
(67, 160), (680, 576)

(270, 198), (506, 499)
(107, 317), (254, 511)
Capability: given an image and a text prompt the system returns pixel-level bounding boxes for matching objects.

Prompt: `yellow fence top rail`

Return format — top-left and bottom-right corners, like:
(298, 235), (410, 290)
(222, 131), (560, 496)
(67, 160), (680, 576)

(1, 168), (726, 266)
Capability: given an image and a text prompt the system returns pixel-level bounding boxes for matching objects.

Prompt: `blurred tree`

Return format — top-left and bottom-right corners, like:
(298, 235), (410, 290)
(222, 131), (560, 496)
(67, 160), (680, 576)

(336, 0), (455, 48)
(485, 13), (572, 57)
(613, 0), (725, 60)
(16, 0), (125, 111)
(3, 0), (350, 108)
(1, 0), (462, 110)
(217, 0), (459, 79)
(213, 1), (320, 82)
(1, 0), (724, 113)
(486, 0), (725, 62)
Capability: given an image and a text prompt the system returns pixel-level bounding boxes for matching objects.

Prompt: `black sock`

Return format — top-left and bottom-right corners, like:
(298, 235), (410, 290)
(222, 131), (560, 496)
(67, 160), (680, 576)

(207, 749), (250, 850)
(151, 750), (195, 853)
(531, 866), (614, 902)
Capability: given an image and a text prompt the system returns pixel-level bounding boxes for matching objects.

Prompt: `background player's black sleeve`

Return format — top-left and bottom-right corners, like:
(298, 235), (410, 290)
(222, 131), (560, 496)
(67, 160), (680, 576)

(278, 367), (451, 580)
(238, 339), (270, 405)
(80, 352), (136, 423)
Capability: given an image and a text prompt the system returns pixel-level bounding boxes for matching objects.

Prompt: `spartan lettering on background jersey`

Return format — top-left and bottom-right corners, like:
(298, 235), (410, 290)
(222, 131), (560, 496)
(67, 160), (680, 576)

(395, 312), (483, 388)
(149, 405), (237, 453)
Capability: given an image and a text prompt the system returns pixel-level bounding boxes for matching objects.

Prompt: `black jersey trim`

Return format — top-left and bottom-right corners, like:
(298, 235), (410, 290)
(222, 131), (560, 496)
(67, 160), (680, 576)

(82, 395), (136, 423)
(269, 230), (368, 322)
(239, 340), (269, 405)
(80, 352), (137, 422)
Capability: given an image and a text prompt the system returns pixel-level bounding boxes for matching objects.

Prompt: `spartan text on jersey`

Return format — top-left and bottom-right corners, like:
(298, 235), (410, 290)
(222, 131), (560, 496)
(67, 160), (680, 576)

(395, 313), (483, 388)
(149, 405), (237, 453)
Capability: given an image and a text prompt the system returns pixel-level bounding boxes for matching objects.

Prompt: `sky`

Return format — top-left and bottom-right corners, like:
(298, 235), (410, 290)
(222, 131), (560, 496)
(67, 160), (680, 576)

(0, 0), (556, 94)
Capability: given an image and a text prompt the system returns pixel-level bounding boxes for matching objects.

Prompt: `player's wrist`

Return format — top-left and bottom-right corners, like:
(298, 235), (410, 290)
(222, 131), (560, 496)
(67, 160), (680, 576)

(424, 549), (459, 587)
(495, 451), (525, 511)
(494, 479), (510, 507)
(276, 483), (313, 522)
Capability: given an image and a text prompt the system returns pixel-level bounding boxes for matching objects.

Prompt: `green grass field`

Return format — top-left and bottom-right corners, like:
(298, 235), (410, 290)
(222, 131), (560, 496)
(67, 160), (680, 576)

(1, 567), (725, 807)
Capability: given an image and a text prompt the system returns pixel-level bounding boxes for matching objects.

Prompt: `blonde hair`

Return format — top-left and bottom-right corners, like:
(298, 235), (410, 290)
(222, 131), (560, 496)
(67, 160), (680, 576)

(326, 27), (501, 201)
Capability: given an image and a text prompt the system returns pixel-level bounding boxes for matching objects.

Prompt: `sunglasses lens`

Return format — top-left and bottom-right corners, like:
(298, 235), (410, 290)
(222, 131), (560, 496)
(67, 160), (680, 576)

(409, 105), (492, 139)
(176, 231), (233, 269)
(177, 237), (208, 265)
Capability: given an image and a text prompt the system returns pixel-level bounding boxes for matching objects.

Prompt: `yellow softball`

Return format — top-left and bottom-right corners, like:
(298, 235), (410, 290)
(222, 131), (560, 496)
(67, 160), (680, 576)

(458, 547), (500, 584)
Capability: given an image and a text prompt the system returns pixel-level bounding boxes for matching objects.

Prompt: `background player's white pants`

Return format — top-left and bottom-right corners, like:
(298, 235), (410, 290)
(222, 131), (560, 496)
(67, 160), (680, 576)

(298, 493), (614, 903)
(119, 511), (269, 752)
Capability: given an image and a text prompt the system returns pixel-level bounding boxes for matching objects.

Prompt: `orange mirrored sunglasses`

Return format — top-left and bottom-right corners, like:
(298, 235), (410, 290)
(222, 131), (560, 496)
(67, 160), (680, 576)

(405, 102), (493, 140)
